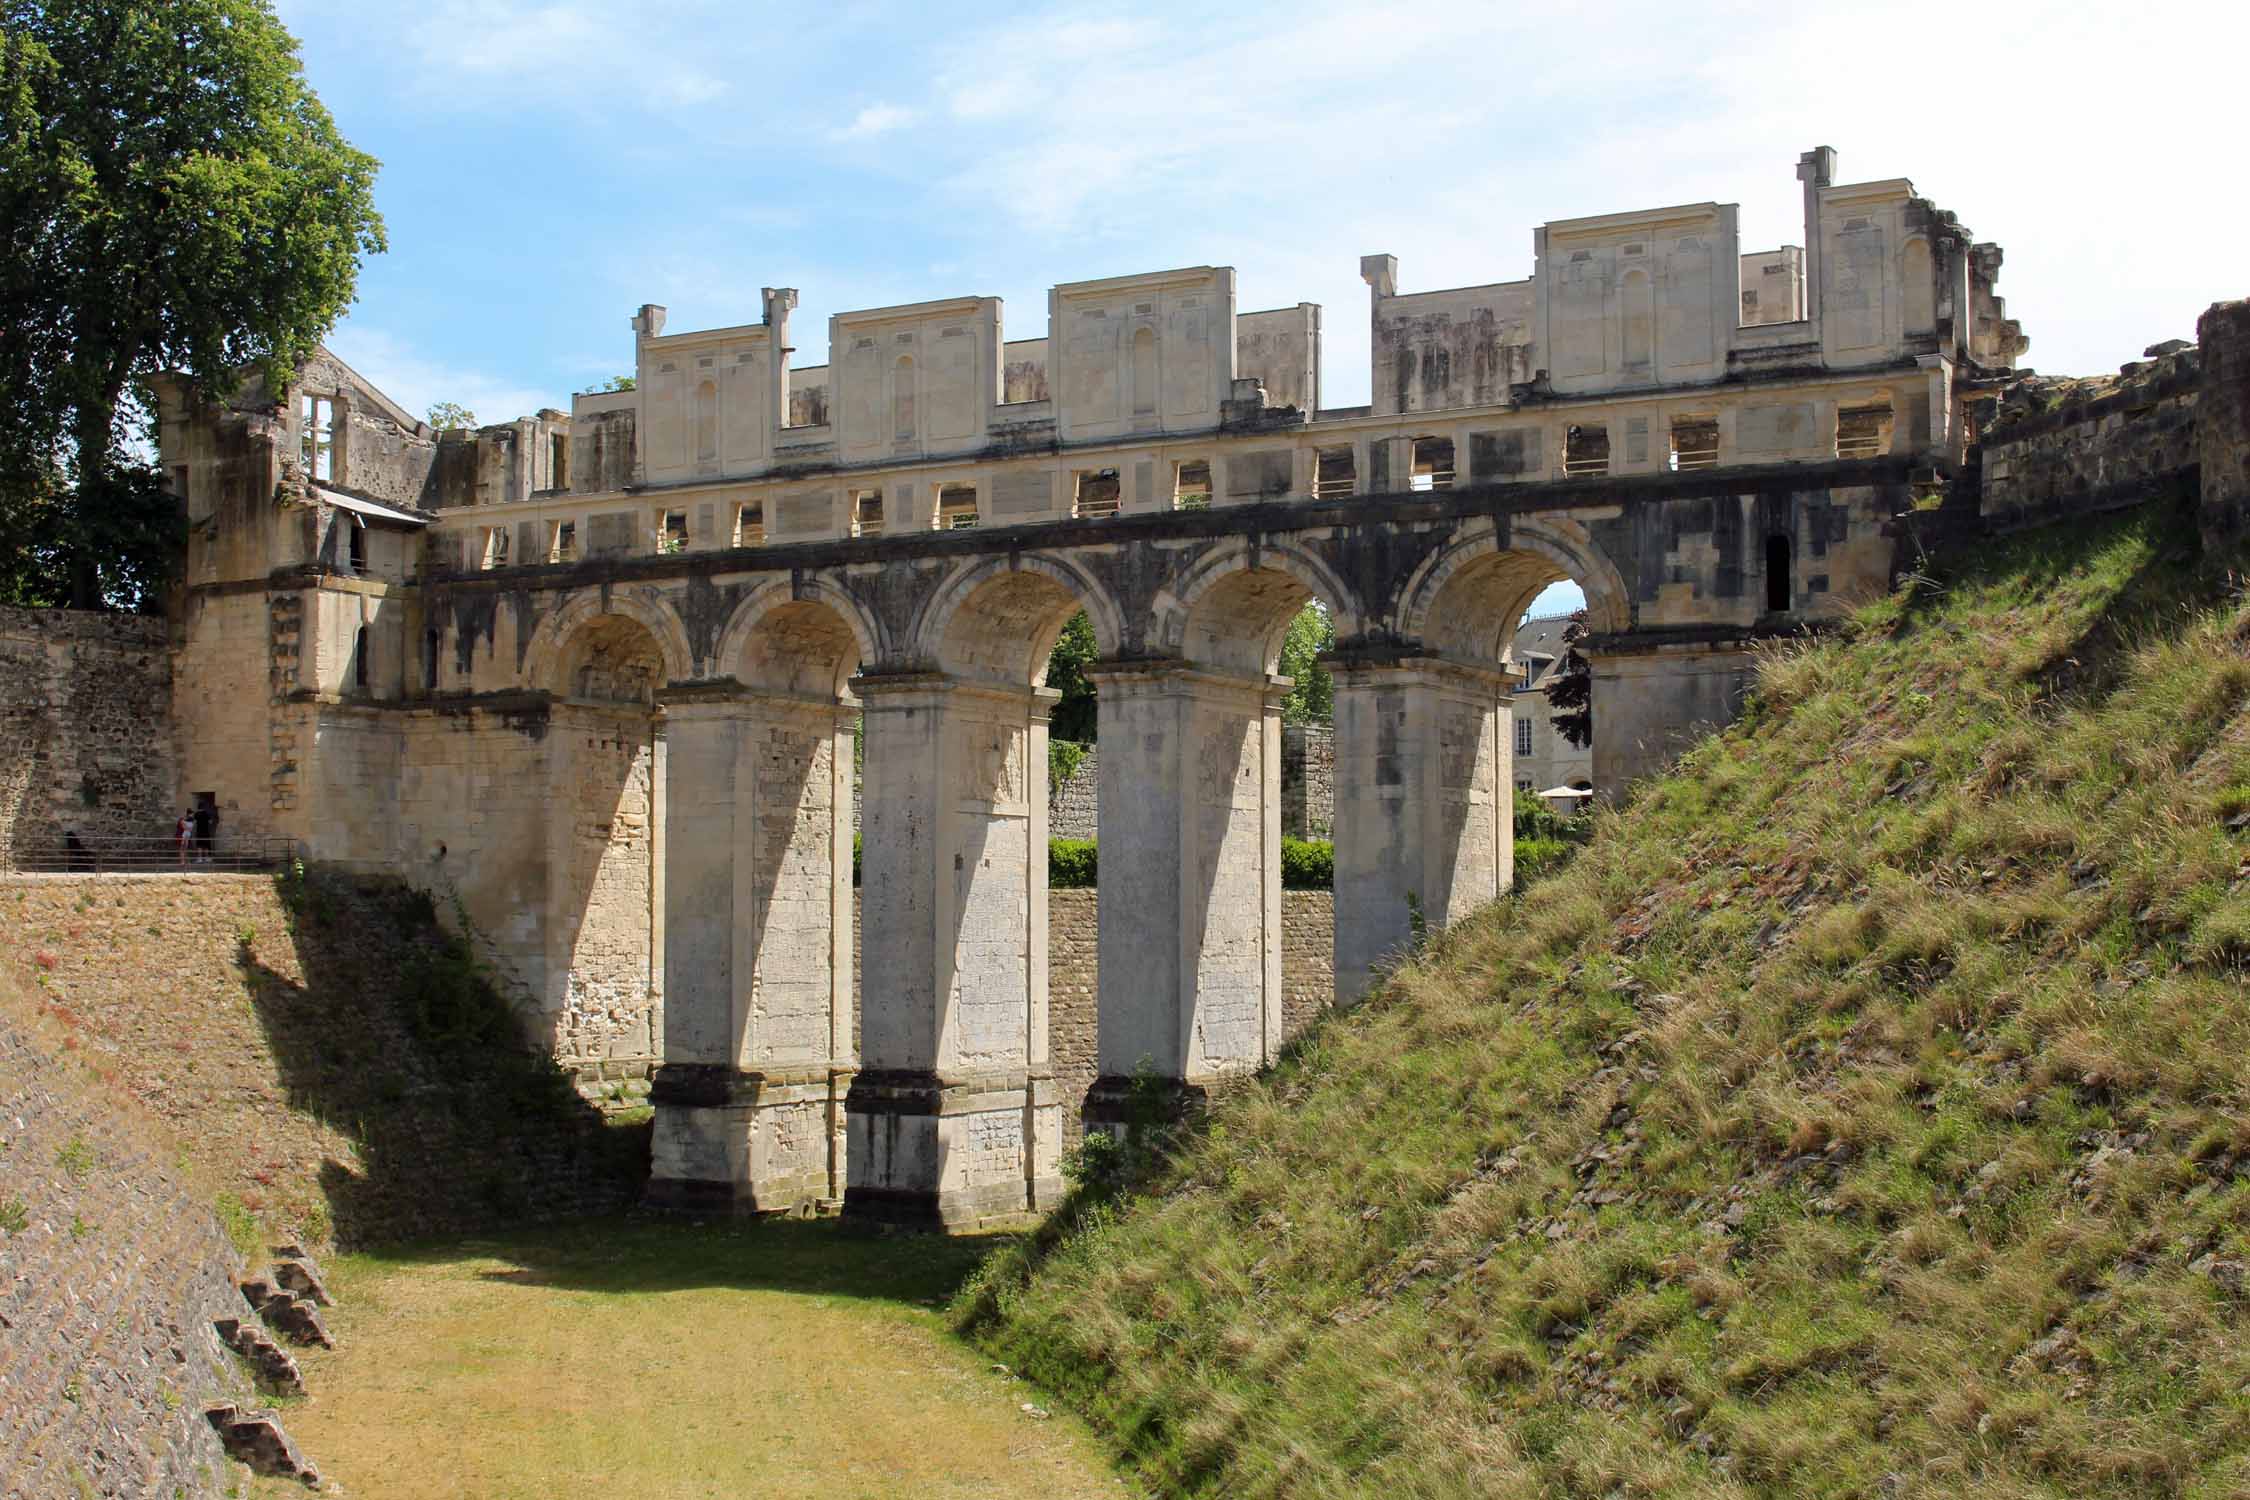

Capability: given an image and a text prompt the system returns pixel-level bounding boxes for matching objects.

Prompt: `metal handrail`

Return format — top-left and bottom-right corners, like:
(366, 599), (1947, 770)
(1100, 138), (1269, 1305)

(7, 834), (299, 875)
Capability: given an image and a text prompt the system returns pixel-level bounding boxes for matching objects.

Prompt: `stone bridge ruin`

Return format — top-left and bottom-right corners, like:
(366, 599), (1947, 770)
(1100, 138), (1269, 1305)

(156, 148), (2027, 1225)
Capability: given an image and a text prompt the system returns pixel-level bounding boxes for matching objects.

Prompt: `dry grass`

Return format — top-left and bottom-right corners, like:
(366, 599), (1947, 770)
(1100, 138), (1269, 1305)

(961, 505), (2250, 1499)
(241, 1217), (1134, 1500)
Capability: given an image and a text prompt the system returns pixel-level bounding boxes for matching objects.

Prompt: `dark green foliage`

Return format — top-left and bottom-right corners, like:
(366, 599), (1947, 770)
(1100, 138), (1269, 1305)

(1049, 838), (1097, 889)
(1278, 601), (1334, 724)
(1045, 611), (1098, 744)
(1545, 608), (1593, 748)
(0, 0), (385, 608)
(1281, 836), (1332, 889)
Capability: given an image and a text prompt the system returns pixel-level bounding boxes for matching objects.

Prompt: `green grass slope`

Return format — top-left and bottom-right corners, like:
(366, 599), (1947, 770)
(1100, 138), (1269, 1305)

(960, 505), (2250, 1500)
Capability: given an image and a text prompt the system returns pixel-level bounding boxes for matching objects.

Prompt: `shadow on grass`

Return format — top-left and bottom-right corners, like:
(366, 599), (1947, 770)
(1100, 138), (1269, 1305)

(362, 1213), (1018, 1310)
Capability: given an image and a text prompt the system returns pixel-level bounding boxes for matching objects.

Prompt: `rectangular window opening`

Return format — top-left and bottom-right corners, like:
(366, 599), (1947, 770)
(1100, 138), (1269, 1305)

(1668, 417), (1720, 472)
(1563, 425), (1610, 478)
(481, 525), (509, 570)
(1766, 533), (1794, 613)
(1514, 715), (1534, 757)
(1172, 459), (1212, 512)
(299, 394), (335, 482)
(1313, 446), (1356, 500)
(659, 510), (689, 553)
(850, 489), (885, 538)
(550, 434), (569, 492)
(1072, 468), (1122, 520)
(1410, 436), (1455, 492)
(735, 504), (765, 548)
(551, 520), (577, 563)
(1836, 402), (1894, 460)
(936, 484), (980, 530)
(346, 520), (367, 575)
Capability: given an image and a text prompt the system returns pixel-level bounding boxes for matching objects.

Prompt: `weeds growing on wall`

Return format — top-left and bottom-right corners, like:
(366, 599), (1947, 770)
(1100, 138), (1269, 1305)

(959, 503), (2250, 1498)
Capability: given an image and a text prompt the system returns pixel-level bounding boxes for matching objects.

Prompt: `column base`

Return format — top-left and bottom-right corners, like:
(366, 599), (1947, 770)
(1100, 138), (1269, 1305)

(1081, 1073), (1218, 1141)
(842, 1069), (1065, 1230)
(645, 1063), (846, 1216)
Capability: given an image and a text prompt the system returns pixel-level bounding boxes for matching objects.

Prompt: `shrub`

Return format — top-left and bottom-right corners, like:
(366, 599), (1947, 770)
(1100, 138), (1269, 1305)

(1282, 837), (1333, 889)
(1050, 838), (1098, 889)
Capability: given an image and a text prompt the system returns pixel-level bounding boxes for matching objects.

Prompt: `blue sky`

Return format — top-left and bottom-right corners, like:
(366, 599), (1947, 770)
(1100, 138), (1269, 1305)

(275, 0), (2244, 616)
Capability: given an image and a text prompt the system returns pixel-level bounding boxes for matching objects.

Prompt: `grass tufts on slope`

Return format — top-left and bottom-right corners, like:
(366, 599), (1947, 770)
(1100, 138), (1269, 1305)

(959, 505), (2250, 1499)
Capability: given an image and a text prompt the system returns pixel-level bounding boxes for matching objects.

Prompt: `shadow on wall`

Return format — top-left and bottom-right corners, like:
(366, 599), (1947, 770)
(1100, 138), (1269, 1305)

(233, 869), (649, 1247)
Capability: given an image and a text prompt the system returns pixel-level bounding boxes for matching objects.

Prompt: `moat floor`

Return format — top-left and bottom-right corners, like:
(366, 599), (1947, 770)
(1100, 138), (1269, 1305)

(244, 1216), (1132, 1499)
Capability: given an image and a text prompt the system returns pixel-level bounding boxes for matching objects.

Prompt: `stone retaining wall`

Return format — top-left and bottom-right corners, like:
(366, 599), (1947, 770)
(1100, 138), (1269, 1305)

(0, 983), (251, 1499)
(0, 608), (176, 869)
(1047, 731), (1336, 841)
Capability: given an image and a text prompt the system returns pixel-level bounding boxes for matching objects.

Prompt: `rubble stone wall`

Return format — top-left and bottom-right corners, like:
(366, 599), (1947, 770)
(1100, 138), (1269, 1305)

(1979, 355), (2202, 529)
(0, 608), (177, 869)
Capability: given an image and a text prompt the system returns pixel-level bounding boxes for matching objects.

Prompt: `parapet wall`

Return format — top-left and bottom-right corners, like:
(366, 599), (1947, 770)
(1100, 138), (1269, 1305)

(0, 607), (176, 868)
(1979, 347), (2202, 528)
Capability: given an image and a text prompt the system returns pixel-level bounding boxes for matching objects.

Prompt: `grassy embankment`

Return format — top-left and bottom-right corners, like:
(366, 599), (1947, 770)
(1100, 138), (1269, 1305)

(961, 503), (2250, 1499)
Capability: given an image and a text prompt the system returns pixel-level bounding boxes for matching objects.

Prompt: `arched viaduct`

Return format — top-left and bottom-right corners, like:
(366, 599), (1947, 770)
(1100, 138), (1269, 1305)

(407, 457), (1908, 1225)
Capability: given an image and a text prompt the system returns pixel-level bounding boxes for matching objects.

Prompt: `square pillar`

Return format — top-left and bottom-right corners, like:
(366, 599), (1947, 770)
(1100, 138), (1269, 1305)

(648, 688), (855, 1215)
(847, 674), (1063, 1228)
(1084, 663), (1287, 1132)
(1330, 656), (1512, 1004)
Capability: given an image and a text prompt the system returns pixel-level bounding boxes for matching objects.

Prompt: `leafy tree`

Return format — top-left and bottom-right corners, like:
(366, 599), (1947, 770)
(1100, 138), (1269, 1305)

(1046, 610), (1098, 744)
(426, 401), (477, 431)
(1547, 608), (1593, 749)
(0, 0), (385, 609)
(582, 374), (635, 394)
(1278, 601), (1334, 724)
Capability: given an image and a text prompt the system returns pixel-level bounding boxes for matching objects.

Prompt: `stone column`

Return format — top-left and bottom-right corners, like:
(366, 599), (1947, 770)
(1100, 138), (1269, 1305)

(1584, 643), (1755, 793)
(2199, 298), (2250, 552)
(1084, 662), (1287, 1132)
(647, 687), (854, 1215)
(1330, 654), (1511, 1004)
(847, 673), (1063, 1228)
(543, 699), (661, 1086)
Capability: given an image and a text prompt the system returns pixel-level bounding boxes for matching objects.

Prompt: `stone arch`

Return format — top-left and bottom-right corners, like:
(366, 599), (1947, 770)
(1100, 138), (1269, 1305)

(713, 579), (879, 700)
(915, 552), (1125, 686)
(1152, 538), (1363, 675)
(525, 588), (695, 702)
(1396, 515), (1631, 662)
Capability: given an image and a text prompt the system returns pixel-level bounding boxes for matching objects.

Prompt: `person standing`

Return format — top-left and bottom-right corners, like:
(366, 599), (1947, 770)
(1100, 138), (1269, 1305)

(176, 810), (193, 867)
(193, 801), (217, 864)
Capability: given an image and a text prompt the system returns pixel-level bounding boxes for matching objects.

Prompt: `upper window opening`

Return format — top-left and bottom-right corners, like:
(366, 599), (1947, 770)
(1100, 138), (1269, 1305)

(550, 433), (569, 492)
(299, 394), (335, 482)
(1073, 469), (1122, 520)
(1409, 436), (1455, 492)
(1314, 446), (1356, 500)
(735, 504), (765, 547)
(552, 520), (577, 562)
(936, 483), (979, 530)
(1173, 459), (1212, 512)
(1836, 402), (1894, 460)
(1564, 424), (1610, 478)
(482, 525), (509, 570)
(659, 510), (689, 553)
(851, 489), (884, 538)
(1668, 417), (1720, 472)
(346, 520), (367, 575)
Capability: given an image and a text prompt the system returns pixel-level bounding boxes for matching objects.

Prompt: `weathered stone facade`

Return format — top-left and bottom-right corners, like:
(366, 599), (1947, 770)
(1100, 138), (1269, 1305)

(0, 607), (176, 869)
(139, 147), (2075, 1229)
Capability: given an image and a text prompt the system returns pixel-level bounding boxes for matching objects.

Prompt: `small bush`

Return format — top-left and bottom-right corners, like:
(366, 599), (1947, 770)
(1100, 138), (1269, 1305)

(0, 1197), (27, 1234)
(1282, 837), (1333, 889)
(1050, 838), (1098, 889)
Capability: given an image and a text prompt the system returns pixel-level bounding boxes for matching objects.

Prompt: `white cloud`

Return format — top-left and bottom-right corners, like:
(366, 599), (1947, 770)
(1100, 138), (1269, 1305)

(323, 323), (555, 429)
(837, 103), (917, 139)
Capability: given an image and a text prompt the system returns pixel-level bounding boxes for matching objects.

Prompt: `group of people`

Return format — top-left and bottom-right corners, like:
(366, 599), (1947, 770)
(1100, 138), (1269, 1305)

(174, 804), (218, 865)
